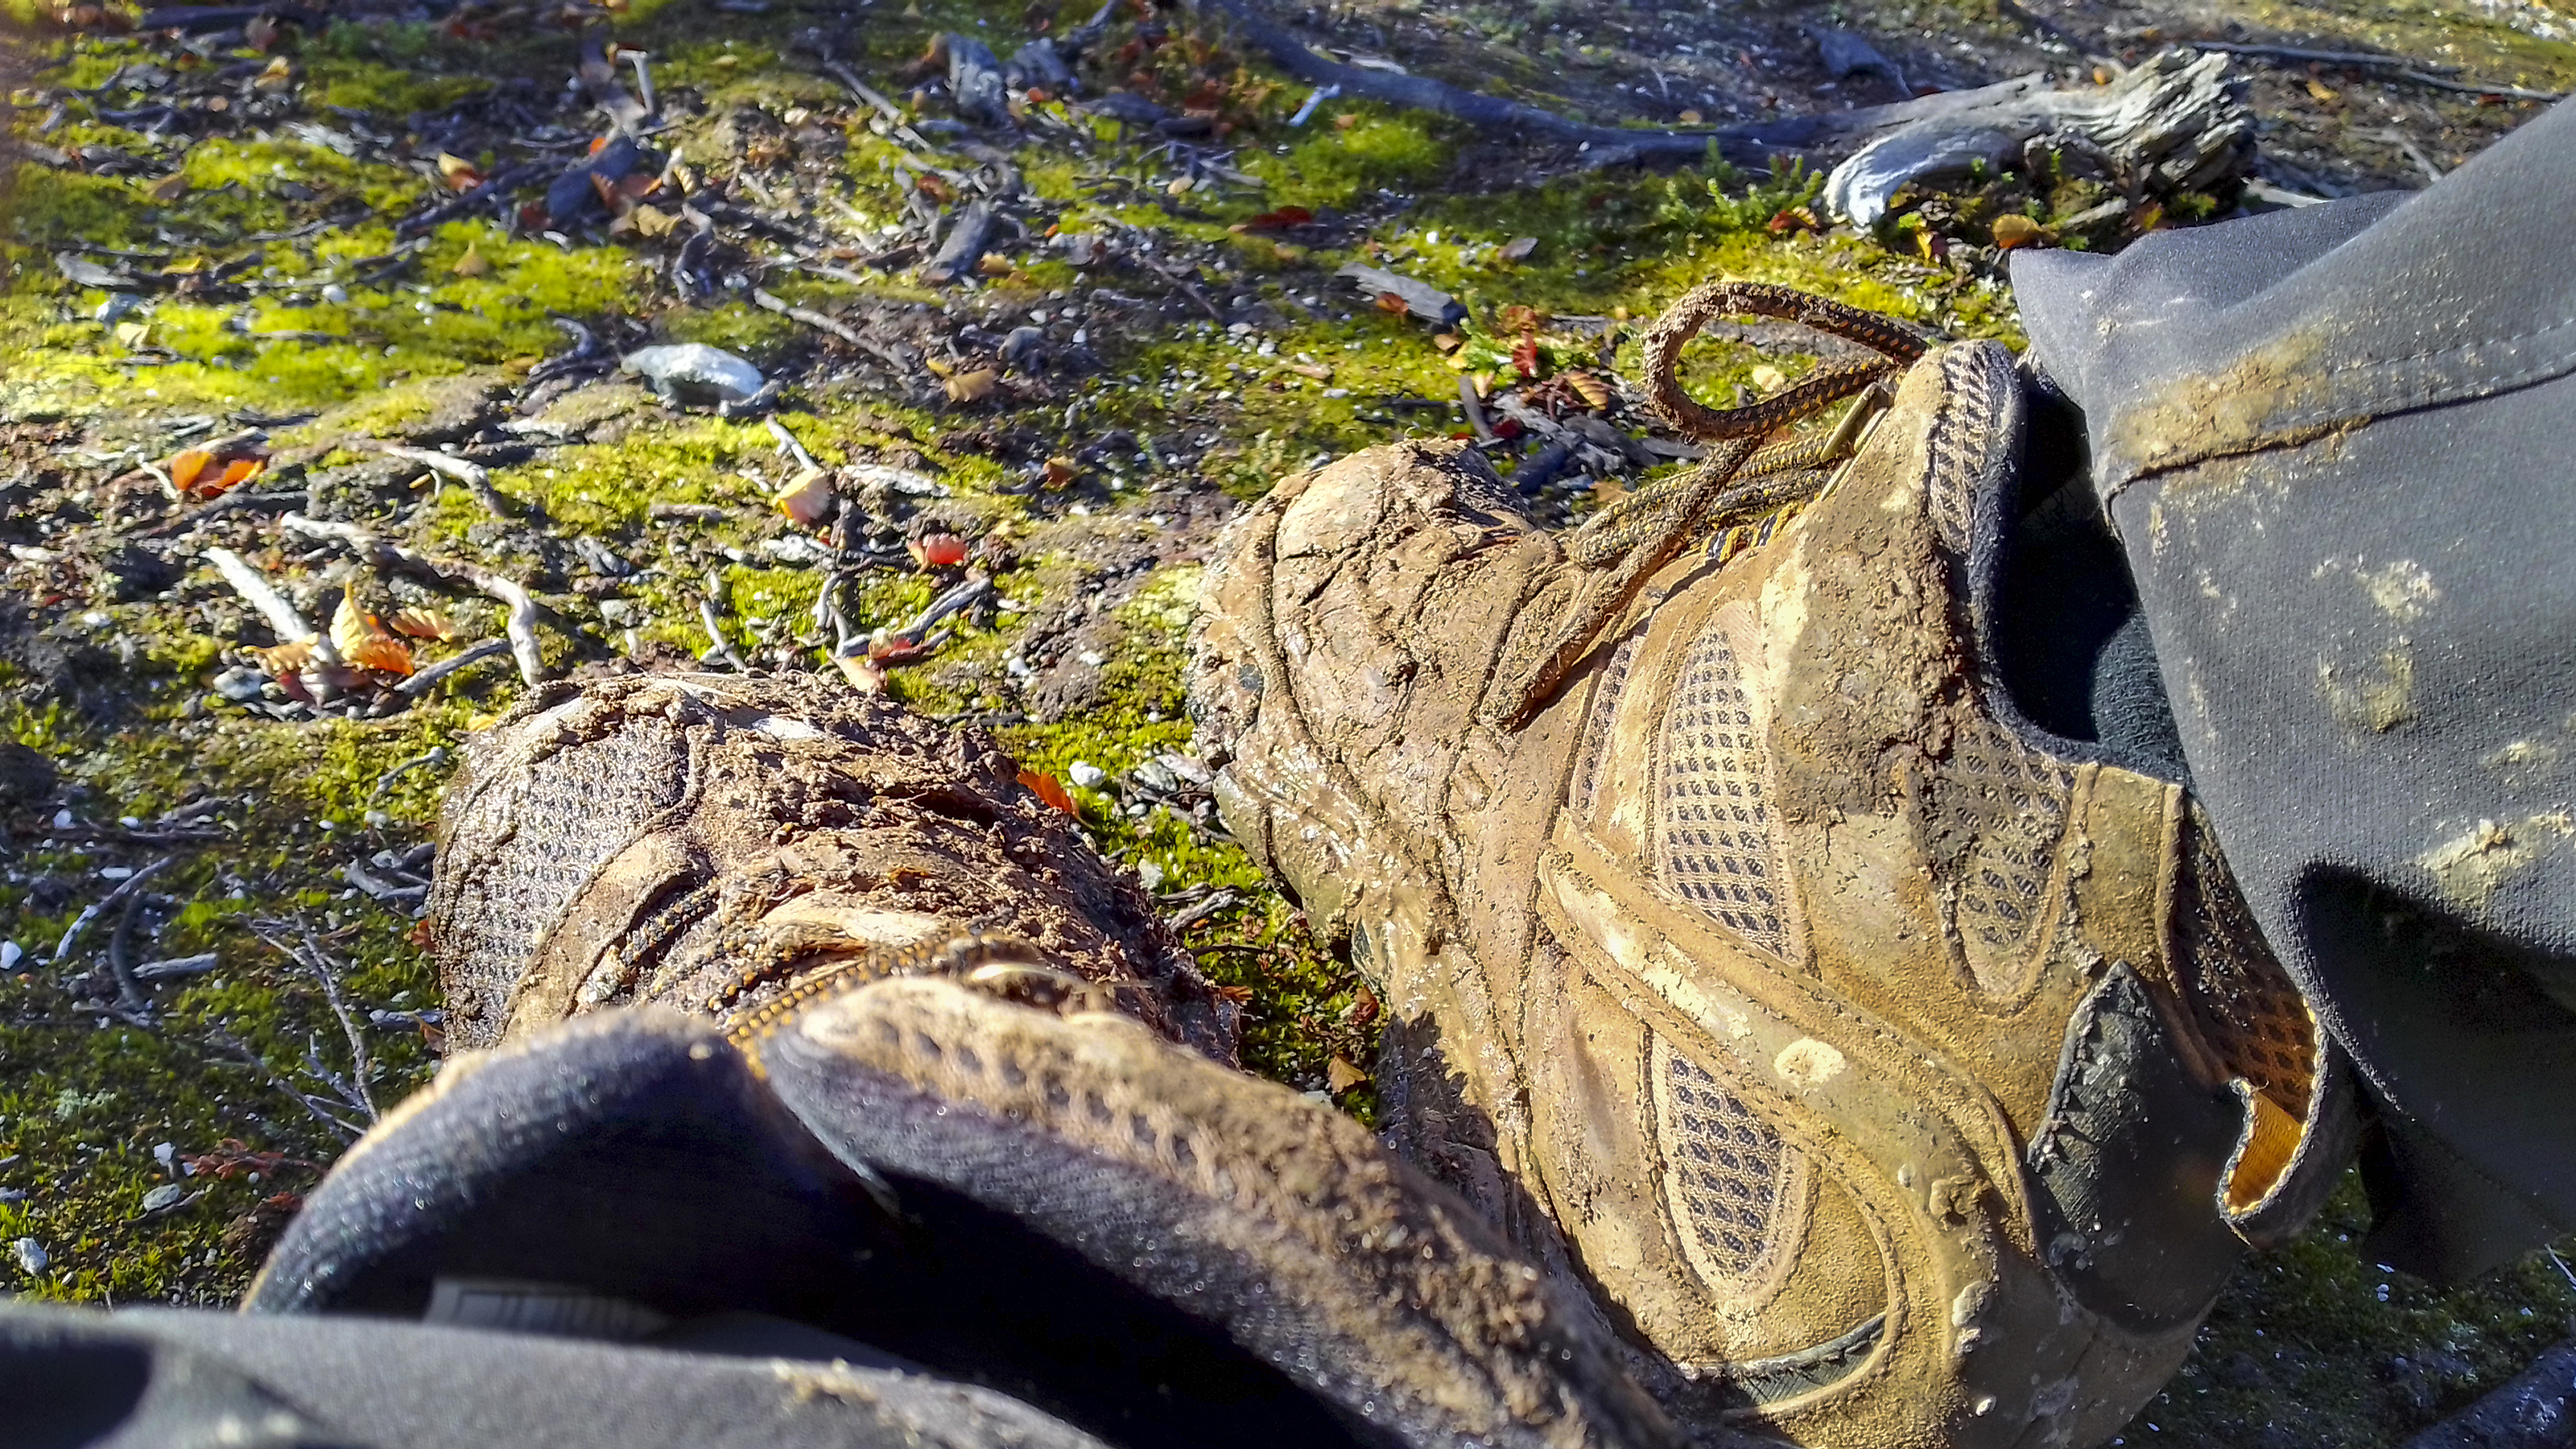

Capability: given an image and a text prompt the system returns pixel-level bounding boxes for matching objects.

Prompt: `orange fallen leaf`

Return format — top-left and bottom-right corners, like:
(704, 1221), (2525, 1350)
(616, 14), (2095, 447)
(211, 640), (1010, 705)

(1042, 456), (1079, 486)
(943, 368), (1000, 404)
(1018, 768), (1077, 815)
(386, 607), (456, 642)
(250, 637), (315, 676)
(1374, 291), (1409, 315)
(332, 585), (414, 676)
(436, 152), (484, 192)
(1990, 213), (2046, 250)
(917, 173), (956, 204)
(1564, 370), (1612, 409)
(907, 532), (968, 569)
(167, 447), (215, 492)
(833, 650), (889, 693)
(200, 456), (264, 498)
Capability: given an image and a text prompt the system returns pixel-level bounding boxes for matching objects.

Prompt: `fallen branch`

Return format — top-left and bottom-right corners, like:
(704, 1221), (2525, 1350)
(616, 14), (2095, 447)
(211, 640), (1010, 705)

(250, 915), (379, 1123)
(2187, 40), (2562, 100)
(1823, 49), (2251, 223)
(203, 547), (321, 651)
(53, 857), (173, 969)
(2403, 1338), (2576, 1449)
(749, 287), (912, 370)
(395, 160), (546, 241)
(394, 638), (511, 698)
(141, 485), (300, 539)
(375, 443), (511, 518)
(921, 201), (998, 285)
(281, 514), (545, 687)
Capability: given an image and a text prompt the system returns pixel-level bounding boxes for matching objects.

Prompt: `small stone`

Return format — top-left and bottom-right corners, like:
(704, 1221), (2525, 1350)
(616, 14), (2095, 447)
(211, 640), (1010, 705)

(320, 283), (349, 304)
(619, 343), (766, 406)
(12, 1237), (46, 1276)
(1137, 861), (1165, 890)
(0, 942), (19, 972)
(142, 1183), (185, 1212)
(213, 667), (265, 703)
(153, 1141), (175, 1170)
(51, 808), (72, 828)
(1067, 761), (1108, 789)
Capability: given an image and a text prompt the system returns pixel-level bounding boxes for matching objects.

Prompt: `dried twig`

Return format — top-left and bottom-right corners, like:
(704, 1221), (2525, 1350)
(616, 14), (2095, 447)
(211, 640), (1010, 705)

(106, 887), (151, 1017)
(394, 640), (510, 698)
(749, 287), (911, 370)
(376, 443), (512, 518)
(250, 915), (378, 1122)
(52, 857), (174, 968)
(203, 547), (325, 656)
(207, 1026), (365, 1140)
(2186, 40), (2562, 100)
(282, 514), (545, 687)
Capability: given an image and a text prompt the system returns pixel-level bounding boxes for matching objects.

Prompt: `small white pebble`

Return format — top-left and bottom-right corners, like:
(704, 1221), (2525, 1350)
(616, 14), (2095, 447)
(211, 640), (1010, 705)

(153, 1141), (175, 1170)
(0, 942), (20, 972)
(12, 1238), (46, 1276)
(141, 1183), (185, 1212)
(52, 809), (72, 829)
(1067, 761), (1108, 789)
(118, 815), (141, 829)
(98, 866), (132, 881)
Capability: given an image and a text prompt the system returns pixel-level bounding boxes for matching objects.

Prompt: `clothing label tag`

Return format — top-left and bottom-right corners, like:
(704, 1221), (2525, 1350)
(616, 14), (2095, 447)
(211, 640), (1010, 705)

(423, 1277), (672, 1340)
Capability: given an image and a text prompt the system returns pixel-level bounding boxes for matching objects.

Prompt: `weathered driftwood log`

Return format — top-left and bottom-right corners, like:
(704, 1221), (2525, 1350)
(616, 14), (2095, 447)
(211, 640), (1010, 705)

(1216, 0), (2251, 218)
(1822, 49), (2252, 222)
(2401, 1338), (2576, 1449)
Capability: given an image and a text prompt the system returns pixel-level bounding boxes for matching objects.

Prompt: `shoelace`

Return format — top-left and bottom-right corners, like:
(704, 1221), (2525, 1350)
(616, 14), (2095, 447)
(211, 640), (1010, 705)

(1483, 283), (1928, 729)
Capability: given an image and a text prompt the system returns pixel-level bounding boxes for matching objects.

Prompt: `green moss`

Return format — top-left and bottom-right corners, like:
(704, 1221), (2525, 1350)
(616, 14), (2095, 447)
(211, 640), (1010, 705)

(1242, 106), (1459, 213)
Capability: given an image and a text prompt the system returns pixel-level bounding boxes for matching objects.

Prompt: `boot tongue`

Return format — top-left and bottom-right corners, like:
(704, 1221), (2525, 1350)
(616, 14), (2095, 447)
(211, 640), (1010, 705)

(753, 979), (1685, 1449)
(1962, 367), (2190, 782)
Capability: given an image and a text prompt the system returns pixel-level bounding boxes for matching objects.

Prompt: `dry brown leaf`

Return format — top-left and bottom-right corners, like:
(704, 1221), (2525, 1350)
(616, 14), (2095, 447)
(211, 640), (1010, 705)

(1286, 362), (1332, 381)
(167, 448), (214, 492)
(773, 467), (834, 526)
(250, 636), (316, 676)
(386, 608), (457, 642)
(833, 650), (888, 693)
(436, 152), (484, 192)
(1042, 456), (1079, 486)
(332, 585), (414, 676)
(630, 204), (677, 237)
(1326, 1055), (1371, 1094)
(1565, 370), (1612, 409)
(199, 457), (263, 499)
(943, 368), (1000, 404)
(147, 171), (189, 203)
(451, 245), (490, 278)
(253, 56), (295, 90)
(1990, 213), (2046, 250)
(976, 253), (1014, 278)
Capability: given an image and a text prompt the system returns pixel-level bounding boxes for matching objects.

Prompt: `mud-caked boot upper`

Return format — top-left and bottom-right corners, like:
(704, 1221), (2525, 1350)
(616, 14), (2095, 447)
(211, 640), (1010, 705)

(1192, 328), (2359, 1449)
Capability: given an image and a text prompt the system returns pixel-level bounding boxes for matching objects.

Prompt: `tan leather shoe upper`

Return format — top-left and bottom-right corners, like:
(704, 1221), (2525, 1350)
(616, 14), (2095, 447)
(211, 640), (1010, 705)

(1191, 336), (2356, 1449)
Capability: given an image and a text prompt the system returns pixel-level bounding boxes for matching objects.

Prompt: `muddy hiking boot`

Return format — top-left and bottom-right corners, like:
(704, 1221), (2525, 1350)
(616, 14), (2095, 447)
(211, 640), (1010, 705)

(249, 674), (1681, 1449)
(1190, 283), (2363, 1448)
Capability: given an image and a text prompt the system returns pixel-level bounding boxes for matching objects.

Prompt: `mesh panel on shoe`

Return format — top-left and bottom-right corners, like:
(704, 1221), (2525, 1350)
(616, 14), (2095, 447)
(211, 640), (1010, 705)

(1654, 1038), (1800, 1296)
(2174, 818), (2315, 1116)
(1929, 717), (2076, 995)
(1653, 621), (1786, 956)
(437, 715), (689, 1045)
(1570, 630), (1642, 819)
(1920, 346), (2002, 557)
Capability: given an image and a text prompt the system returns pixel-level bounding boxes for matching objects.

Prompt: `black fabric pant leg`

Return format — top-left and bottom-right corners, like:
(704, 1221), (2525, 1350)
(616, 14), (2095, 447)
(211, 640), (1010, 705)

(2011, 97), (2576, 1281)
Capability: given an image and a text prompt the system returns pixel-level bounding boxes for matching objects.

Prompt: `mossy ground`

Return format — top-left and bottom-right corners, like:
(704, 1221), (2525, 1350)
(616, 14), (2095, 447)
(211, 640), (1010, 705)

(0, 0), (2570, 1440)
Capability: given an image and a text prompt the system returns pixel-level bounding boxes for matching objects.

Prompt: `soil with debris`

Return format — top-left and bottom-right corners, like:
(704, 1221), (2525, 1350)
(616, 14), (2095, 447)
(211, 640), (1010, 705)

(0, 0), (2569, 1443)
